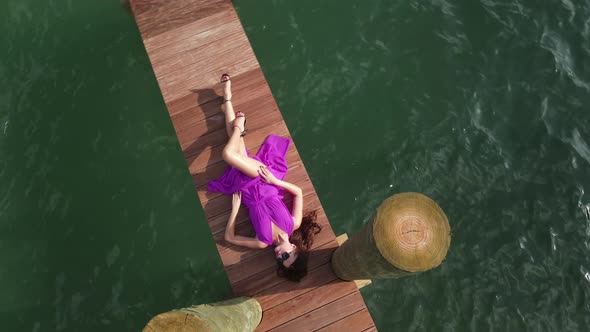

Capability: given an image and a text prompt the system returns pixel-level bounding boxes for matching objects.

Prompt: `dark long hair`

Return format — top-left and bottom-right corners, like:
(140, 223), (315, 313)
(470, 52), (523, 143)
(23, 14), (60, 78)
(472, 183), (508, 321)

(277, 210), (322, 282)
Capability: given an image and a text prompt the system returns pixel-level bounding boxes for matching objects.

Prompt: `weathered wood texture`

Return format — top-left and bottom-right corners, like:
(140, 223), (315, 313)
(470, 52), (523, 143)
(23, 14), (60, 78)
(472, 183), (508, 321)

(129, 0), (376, 330)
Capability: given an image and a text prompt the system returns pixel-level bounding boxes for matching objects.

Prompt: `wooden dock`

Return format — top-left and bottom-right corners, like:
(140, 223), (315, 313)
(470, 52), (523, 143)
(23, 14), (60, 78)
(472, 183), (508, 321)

(129, 0), (376, 330)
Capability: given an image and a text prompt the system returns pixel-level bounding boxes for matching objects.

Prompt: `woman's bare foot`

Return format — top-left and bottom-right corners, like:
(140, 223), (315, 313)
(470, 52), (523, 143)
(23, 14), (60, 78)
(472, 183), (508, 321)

(220, 74), (237, 137)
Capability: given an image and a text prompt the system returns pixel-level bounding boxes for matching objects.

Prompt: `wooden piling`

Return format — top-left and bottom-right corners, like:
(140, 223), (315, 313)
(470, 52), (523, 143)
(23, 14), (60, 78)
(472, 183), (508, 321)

(331, 193), (451, 280)
(143, 297), (262, 332)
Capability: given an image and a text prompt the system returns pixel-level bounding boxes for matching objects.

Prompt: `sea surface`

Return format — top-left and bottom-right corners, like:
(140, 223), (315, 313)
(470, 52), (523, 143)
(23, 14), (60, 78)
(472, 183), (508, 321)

(235, 0), (590, 330)
(0, 1), (230, 331)
(1, 0), (590, 331)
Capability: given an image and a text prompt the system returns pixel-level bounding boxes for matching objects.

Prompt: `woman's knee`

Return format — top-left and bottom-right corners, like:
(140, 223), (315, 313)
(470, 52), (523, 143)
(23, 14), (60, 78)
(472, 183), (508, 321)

(222, 147), (236, 164)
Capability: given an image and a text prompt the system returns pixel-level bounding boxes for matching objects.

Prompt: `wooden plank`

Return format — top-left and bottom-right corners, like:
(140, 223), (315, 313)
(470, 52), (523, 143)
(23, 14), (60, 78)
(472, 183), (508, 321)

(171, 78), (271, 136)
(177, 90), (277, 150)
(269, 292), (366, 331)
(135, 0), (230, 39)
(185, 115), (290, 175)
(159, 47), (259, 103)
(255, 279), (358, 332)
(316, 309), (375, 332)
(232, 240), (339, 298)
(257, 263), (337, 312)
(184, 120), (290, 171)
(142, 7), (235, 51)
(148, 18), (243, 65)
(130, 0), (161, 16)
(167, 67), (267, 123)
(152, 31), (249, 79)
(224, 219), (336, 285)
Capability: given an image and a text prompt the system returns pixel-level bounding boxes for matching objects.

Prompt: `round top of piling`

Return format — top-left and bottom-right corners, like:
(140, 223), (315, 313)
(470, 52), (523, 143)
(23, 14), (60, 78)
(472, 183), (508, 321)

(373, 192), (450, 272)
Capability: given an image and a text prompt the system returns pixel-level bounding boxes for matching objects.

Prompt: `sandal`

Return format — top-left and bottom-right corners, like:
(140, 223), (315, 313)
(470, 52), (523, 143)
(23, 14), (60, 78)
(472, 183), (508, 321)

(233, 112), (248, 137)
(220, 73), (232, 104)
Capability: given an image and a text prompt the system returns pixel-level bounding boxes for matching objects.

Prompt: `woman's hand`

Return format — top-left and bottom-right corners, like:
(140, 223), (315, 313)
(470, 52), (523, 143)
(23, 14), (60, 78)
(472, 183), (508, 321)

(258, 166), (278, 185)
(232, 191), (242, 210)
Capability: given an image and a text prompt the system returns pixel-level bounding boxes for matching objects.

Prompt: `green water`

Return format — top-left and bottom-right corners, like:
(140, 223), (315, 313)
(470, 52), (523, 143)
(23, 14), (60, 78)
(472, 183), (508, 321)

(235, 0), (590, 330)
(2, 0), (590, 330)
(0, 1), (230, 330)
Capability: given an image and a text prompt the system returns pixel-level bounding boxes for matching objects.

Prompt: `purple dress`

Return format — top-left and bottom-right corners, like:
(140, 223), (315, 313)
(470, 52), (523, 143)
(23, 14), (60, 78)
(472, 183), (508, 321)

(208, 135), (294, 245)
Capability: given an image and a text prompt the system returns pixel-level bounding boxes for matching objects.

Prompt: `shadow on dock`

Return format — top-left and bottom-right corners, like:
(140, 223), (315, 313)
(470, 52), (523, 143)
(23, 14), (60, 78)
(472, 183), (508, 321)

(184, 87), (227, 199)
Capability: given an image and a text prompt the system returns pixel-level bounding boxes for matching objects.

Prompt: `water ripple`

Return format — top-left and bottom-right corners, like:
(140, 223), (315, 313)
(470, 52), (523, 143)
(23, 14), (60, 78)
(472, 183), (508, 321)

(581, 266), (590, 284)
(541, 29), (590, 91)
(561, 0), (576, 22)
(429, 0), (455, 17)
(540, 98), (590, 164)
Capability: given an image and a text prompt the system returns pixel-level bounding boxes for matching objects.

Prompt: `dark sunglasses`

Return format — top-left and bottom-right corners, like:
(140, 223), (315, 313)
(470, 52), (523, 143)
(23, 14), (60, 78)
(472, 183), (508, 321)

(276, 251), (290, 267)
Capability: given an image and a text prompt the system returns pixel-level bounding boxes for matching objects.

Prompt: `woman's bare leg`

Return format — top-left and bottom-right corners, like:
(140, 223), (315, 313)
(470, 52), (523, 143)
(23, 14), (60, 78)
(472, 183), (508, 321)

(220, 75), (265, 178)
(221, 78), (247, 155)
(222, 116), (265, 178)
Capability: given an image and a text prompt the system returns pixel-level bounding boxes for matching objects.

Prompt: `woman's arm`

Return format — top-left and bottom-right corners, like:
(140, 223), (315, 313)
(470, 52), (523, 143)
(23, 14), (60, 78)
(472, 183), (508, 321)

(225, 192), (268, 249)
(258, 166), (303, 230)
